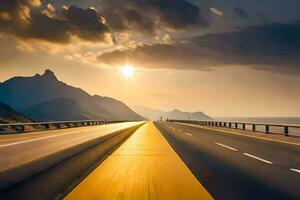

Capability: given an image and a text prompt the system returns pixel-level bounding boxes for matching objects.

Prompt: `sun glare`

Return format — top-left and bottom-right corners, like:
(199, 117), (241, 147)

(120, 64), (134, 78)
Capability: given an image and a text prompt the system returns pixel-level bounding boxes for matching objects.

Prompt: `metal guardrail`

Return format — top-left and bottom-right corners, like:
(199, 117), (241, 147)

(0, 120), (129, 134)
(168, 120), (300, 136)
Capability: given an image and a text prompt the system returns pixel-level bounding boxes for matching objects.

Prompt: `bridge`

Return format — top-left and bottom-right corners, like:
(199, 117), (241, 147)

(0, 120), (299, 199)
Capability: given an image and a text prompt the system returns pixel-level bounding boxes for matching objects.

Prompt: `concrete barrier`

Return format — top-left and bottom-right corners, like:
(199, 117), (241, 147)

(0, 120), (130, 135)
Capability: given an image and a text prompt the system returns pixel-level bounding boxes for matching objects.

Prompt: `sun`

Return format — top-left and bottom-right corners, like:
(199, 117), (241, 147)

(120, 64), (135, 78)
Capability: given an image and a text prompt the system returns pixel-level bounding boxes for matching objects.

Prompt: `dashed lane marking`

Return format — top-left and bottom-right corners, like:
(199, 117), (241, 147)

(290, 168), (300, 174)
(215, 142), (237, 151)
(243, 153), (273, 164)
(184, 132), (192, 136)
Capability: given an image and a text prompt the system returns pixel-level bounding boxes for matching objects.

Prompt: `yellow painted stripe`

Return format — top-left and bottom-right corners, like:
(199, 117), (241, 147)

(176, 123), (300, 147)
(65, 122), (213, 200)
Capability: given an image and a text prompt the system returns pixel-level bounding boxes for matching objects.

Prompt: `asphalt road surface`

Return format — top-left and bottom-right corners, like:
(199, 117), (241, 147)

(154, 121), (300, 200)
(0, 122), (143, 189)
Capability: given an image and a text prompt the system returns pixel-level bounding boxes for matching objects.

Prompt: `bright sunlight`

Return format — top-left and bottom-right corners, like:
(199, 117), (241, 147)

(120, 64), (135, 78)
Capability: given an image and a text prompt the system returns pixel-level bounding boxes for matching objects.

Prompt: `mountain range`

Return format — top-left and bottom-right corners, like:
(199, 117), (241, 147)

(131, 105), (213, 121)
(0, 70), (144, 122)
(0, 102), (32, 123)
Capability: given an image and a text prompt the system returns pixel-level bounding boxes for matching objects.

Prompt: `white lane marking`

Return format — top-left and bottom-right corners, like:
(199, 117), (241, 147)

(243, 153), (273, 164)
(290, 168), (300, 174)
(184, 132), (192, 136)
(0, 123), (138, 148)
(215, 143), (237, 151)
(0, 131), (82, 148)
(167, 126), (175, 130)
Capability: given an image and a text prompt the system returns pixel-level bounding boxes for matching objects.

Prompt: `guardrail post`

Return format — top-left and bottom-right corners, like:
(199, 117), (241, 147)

(44, 123), (50, 129)
(284, 126), (289, 136)
(252, 124), (256, 132)
(242, 123), (245, 130)
(265, 125), (269, 134)
(14, 125), (25, 132)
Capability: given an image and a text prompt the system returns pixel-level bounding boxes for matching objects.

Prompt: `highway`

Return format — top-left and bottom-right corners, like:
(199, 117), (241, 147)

(154, 121), (300, 200)
(1, 120), (299, 200)
(0, 122), (143, 190)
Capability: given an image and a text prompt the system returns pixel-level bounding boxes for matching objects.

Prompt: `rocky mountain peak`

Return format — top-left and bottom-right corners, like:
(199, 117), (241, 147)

(42, 69), (57, 80)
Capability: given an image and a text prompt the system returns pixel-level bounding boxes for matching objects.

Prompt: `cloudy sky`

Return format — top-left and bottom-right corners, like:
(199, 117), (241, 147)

(1, 0), (300, 117)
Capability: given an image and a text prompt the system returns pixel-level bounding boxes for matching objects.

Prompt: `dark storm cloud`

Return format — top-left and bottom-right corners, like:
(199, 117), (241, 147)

(62, 6), (109, 41)
(105, 7), (156, 34)
(101, 0), (209, 34)
(233, 7), (249, 18)
(25, 13), (70, 43)
(98, 22), (300, 75)
(0, 0), (209, 42)
(196, 22), (300, 56)
(148, 0), (206, 28)
(0, 1), (110, 43)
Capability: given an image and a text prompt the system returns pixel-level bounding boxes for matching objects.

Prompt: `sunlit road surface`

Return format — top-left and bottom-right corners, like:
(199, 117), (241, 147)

(155, 122), (300, 200)
(65, 122), (213, 200)
(0, 122), (142, 175)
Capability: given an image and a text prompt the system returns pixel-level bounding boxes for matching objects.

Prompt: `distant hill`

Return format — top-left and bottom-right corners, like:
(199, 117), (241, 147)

(166, 109), (213, 121)
(132, 106), (213, 121)
(23, 98), (109, 121)
(131, 106), (163, 120)
(0, 102), (32, 123)
(0, 70), (144, 121)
